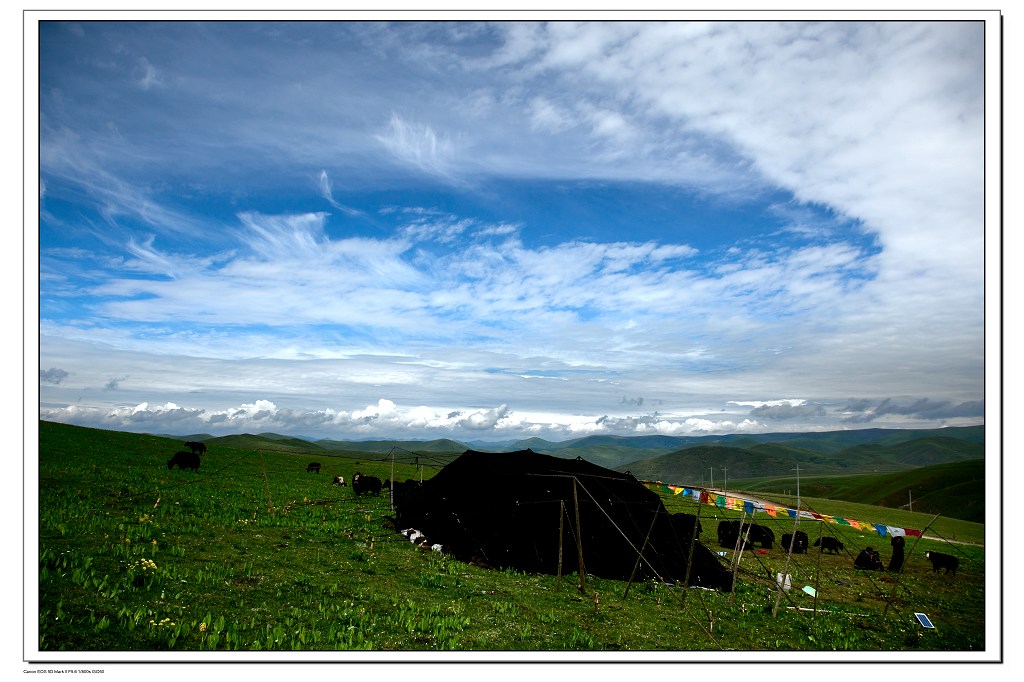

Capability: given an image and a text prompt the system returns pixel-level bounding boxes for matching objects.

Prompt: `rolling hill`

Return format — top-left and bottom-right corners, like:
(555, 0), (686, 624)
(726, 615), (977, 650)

(48, 420), (988, 521)
(163, 425), (985, 473)
(734, 459), (986, 523)
(617, 433), (984, 485)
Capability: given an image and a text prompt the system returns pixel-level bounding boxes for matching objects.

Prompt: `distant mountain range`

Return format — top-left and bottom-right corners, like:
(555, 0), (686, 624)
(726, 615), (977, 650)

(60, 420), (989, 523)
(159, 425), (984, 480)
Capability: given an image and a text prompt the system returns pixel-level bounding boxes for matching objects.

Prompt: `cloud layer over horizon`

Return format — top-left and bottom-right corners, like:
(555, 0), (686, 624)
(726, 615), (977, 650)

(36, 17), (991, 441)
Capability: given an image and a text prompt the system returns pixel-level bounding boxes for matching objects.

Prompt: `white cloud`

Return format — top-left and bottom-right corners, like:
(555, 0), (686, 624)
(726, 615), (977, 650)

(376, 112), (460, 180)
(134, 56), (163, 90)
(317, 170), (362, 217)
(36, 19), (989, 441)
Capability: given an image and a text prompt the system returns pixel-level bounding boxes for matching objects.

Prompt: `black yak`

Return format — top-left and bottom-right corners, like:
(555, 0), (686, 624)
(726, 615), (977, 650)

(717, 520), (749, 549)
(925, 550), (959, 575)
(333, 475), (347, 486)
(744, 522), (775, 549)
(782, 531), (809, 554)
(671, 513), (704, 541)
(814, 536), (844, 554)
(168, 451), (200, 471)
(854, 547), (884, 571)
(718, 520), (773, 549)
(353, 472), (383, 496)
(185, 441), (207, 456)
(888, 535), (906, 572)
(385, 478), (421, 503)
(306, 462), (321, 473)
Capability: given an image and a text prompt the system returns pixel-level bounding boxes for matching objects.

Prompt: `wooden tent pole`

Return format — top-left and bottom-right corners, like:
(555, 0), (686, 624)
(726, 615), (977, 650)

(390, 448), (396, 510)
(729, 510), (752, 603)
(812, 520), (824, 618)
(679, 497), (705, 608)
(572, 477), (587, 594)
(773, 506), (802, 618)
(883, 513), (941, 618)
(556, 500), (565, 592)
(623, 507), (661, 599)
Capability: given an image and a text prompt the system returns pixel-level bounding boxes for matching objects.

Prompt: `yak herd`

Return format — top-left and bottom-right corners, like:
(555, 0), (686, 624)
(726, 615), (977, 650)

(162, 446), (961, 580)
(714, 518), (954, 576)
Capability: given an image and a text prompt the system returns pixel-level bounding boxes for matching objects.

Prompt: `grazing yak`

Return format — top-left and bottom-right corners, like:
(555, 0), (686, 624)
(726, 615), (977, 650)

(814, 536), (844, 554)
(384, 478), (421, 503)
(925, 550), (959, 575)
(184, 441), (207, 456)
(332, 475), (347, 486)
(717, 520), (748, 549)
(671, 512), (704, 542)
(168, 451), (201, 471)
(717, 520), (774, 550)
(782, 531), (809, 554)
(352, 472), (383, 496)
(306, 462), (322, 473)
(854, 547), (885, 571)
(887, 535), (906, 572)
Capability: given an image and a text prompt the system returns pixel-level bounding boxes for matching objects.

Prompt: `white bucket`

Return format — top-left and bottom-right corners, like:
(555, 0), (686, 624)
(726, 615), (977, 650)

(776, 573), (792, 591)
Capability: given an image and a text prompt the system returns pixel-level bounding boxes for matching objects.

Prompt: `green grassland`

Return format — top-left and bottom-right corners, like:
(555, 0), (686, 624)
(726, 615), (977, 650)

(728, 460), (986, 525)
(35, 421), (989, 655)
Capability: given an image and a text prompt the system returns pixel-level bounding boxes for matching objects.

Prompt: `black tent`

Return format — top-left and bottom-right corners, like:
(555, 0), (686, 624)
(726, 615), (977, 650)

(391, 449), (732, 590)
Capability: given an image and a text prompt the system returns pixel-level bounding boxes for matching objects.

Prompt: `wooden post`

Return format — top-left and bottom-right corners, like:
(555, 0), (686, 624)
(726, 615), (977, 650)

(556, 501), (565, 592)
(390, 449), (396, 510)
(679, 499), (704, 608)
(729, 510), (751, 603)
(883, 513), (941, 617)
(812, 521), (824, 618)
(770, 507), (802, 614)
(572, 477), (587, 594)
(623, 507), (660, 599)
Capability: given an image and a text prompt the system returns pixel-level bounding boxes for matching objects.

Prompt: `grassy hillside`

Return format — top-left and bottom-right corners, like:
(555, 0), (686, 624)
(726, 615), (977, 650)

(735, 460), (985, 523)
(206, 433), (327, 453)
(620, 434), (983, 485)
(34, 421), (988, 655)
(315, 437), (468, 455)
(511, 425), (985, 464)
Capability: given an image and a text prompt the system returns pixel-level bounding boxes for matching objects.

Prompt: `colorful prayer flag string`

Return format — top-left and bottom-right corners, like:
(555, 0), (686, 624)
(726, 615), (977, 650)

(641, 480), (920, 539)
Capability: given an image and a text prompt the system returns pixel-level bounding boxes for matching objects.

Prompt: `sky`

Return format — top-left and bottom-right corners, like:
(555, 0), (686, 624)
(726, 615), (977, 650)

(32, 14), (996, 443)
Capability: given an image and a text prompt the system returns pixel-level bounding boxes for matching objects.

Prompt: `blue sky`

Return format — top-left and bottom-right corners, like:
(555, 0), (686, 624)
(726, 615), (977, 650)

(33, 16), (994, 441)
